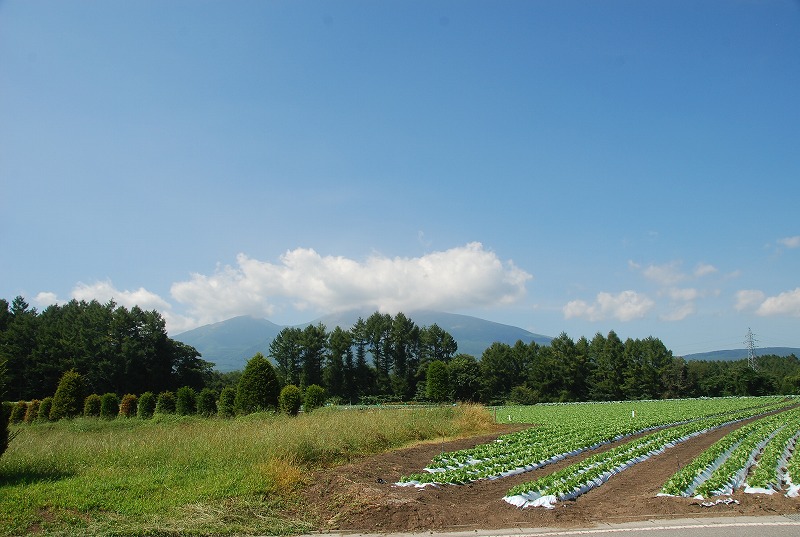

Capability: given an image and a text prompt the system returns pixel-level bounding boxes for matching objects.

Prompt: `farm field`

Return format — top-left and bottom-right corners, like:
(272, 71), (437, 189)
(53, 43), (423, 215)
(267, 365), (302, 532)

(2, 398), (800, 535)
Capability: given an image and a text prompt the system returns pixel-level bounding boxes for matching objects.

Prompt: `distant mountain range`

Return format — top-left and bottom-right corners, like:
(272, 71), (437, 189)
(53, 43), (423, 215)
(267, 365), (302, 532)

(682, 347), (800, 362)
(173, 310), (553, 372)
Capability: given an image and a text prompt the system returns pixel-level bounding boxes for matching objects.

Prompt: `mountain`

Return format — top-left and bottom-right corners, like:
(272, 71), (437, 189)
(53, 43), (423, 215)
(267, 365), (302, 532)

(173, 310), (553, 372)
(174, 315), (284, 372)
(682, 347), (800, 362)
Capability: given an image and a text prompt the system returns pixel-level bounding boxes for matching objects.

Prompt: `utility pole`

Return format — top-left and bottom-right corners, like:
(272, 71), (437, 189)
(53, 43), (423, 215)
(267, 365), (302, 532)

(745, 328), (758, 370)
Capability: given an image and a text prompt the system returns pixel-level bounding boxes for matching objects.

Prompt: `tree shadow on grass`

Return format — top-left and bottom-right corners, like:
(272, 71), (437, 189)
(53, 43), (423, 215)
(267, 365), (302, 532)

(0, 468), (75, 487)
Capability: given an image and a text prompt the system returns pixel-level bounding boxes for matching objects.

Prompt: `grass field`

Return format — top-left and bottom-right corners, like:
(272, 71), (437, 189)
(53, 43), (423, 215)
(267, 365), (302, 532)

(0, 404), (494, 536)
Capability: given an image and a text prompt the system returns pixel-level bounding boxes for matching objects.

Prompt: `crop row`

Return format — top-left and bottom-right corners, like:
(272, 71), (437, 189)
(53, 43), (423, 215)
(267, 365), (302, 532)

(657, 406), (800, 498)
(398, 397), (794, 487)
(502, 402), (794, 508)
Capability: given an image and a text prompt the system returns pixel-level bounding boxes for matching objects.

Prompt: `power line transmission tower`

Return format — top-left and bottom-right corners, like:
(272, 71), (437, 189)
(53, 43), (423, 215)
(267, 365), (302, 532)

(745, 328), (758, 370)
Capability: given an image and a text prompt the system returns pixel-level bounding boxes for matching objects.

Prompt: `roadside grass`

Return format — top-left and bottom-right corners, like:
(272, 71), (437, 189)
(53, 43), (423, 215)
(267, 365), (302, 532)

(0, 404), (494, 536)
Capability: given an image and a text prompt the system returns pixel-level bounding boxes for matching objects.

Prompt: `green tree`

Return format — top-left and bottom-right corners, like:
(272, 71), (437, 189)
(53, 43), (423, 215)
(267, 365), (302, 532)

(425, 360), (450, 402)
(100, 393), (119, 419)
(50, 369), (85, 420)
(37, 397), (53, 422)
(196, 388), (217, 417)
(300, 323), (327, 389)
(269, 327), (303, 386)
(175, 386), (197, 415)
(154, 391), (176, 414)
(9, 401), (27, 424)
(324, 326), (350, 398)
(448, 354), (481, 402)
(137, 392), (156, 418)
(83, 394), (102, 417)
(235, 353), (280, 414)
(279, 384), (303, 416)
(303, 384), (326, 412)
(218, 386), (237, 417)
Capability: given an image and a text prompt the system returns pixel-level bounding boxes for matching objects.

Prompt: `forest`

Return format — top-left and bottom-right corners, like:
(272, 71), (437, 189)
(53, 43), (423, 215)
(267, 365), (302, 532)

(1, 296), (798, 405)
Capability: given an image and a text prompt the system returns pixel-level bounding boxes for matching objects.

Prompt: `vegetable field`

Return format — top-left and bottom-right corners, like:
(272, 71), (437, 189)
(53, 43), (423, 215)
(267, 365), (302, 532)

(397, 397), (800, 509)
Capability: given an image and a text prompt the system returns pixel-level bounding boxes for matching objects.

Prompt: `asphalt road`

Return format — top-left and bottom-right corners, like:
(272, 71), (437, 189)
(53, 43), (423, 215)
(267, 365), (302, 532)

(306, 516), (800, 537)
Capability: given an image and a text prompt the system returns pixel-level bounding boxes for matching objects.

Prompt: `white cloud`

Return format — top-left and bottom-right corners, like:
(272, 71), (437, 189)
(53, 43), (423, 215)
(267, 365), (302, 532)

(755, 288), (800, 317)
(71, 280), (172, 311)
(563, 290), (654, 322)
(641, 261), (686, 286)
(667, 287), (699, 302)
(660, 302), (695, 322)
(170, 242), (532, 326)
(778, 236), (800, 249)
(33, 291), (60, 308)
(735, 289), (766, 312)
(693, 263), (718, 277)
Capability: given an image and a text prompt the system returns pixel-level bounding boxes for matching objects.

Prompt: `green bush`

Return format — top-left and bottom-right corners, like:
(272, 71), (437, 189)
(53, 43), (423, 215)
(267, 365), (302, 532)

(1, 402), (10, 458)
(24, 399), (41, 424)
(83, 394), (102, 417)
(9, 401), (27, 424)
(279, 384), (302, 416)
(196, 388), (217, 417)
(235, 353), (280, 415)
(154, 391), (176, 414)
(137, 392), (156, 419)
(38, 397), (53, 422)
(100, 393), (119, 419)
(119, 394), (138, 417)
(175, 386), (197, 416)
(218, 386), (236, 418)
(303, 384), (326, 412)
(50, 369), (85, 421)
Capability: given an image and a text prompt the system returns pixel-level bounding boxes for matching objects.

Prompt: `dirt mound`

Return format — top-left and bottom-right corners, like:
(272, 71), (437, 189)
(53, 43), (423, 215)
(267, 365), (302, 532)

(304, 423), (800, 532)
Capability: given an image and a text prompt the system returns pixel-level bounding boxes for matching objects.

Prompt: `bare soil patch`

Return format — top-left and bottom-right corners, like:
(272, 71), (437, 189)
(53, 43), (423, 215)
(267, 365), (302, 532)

(303, 422), (800, 533)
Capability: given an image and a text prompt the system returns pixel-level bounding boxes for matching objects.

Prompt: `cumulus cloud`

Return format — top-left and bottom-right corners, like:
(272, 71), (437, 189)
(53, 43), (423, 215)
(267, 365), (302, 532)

(693, 263), (718, 277)
(563, 290), (655, 322)
(71, 280), (172, 311)
(755, 288), (800, 317)
(170, 242), (532, 326)
(735, 289), (766, 312)
(641, 261), (685, 286)
(778, 236), (800, 249)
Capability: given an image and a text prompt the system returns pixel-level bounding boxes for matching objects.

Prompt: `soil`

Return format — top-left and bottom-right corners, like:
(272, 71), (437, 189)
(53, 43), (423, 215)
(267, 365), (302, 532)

(303, 421), (800, 533)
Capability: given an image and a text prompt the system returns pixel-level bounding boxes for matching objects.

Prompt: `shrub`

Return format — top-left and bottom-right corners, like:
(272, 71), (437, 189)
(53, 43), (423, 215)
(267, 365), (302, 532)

(9, 401), (27, 424)
(137, 392), (156, 419)
(235, 353), (280, 415)
(24, 399), (41, 424)
(119, 394), (138, 417)
(175, 386), (197, 416)
(218, 386), (236, 418)
(303, 384), (326, 412)
(154, 391), (176, 414)
(100, 393), (119, 419)
(279, 384), (303, 416)
(196, 388), (217, 417)
(38, 397), (53, 422)
(83, 394), (102, 417)
(50, 369), (85, 420)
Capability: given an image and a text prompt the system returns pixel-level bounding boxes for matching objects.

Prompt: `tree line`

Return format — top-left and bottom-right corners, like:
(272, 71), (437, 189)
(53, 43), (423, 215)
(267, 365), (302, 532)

(0, 297), (213, 401)
(2, 296), (797, 407)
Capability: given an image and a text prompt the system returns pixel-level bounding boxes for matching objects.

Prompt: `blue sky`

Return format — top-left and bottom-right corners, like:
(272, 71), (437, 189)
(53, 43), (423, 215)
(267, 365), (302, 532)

(1, 1), (798, 357)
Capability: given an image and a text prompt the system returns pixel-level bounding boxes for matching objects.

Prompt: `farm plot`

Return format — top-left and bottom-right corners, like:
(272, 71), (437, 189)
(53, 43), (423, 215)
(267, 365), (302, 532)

(659, 406), (800, 499)
(398, 397), (793, 490)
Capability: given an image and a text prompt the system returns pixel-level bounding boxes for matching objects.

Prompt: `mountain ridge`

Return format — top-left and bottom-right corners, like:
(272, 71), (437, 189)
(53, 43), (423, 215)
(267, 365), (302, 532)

(174, 310), (552, 372)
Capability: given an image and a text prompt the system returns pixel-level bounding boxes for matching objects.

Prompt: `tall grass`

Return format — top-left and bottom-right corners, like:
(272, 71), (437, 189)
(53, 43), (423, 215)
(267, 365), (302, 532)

(0, 404), (494, 536)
